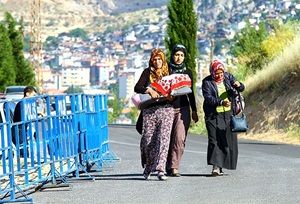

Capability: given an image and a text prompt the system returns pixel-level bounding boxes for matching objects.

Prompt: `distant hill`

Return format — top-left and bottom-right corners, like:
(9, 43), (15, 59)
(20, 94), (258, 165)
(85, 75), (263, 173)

(0, 0), (168, 36)
(0, 0), (253, 37)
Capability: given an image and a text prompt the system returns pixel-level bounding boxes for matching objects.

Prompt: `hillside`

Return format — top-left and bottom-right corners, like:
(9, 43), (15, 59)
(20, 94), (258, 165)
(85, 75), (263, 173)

(0, 0), (252, 37)
(243, 79), (300, 145)
(241, 36), (300, 145)
(0, 0), (169, 37)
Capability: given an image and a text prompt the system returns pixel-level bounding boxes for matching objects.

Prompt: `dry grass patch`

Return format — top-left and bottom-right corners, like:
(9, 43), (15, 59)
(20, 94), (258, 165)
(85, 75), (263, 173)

(241, 35), (300, 145)
(244, 35), (300, 95)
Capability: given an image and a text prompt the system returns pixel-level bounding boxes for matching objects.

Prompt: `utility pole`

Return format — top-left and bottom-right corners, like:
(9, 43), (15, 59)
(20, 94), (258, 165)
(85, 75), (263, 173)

(210, 38), (214, 62)
(30, 0), (42, 92)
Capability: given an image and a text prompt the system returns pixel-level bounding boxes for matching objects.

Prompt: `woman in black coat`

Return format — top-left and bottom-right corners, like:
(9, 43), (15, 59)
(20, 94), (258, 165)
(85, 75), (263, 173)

(166, 44), (198, 177)
(202, 60), (245, 176)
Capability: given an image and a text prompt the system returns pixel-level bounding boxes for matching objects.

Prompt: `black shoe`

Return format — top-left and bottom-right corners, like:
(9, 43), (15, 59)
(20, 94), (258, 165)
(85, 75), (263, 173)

(219, 168), (224, 176)
(166, 169), (172, 176)
(211, 166), (223, 176)
(143, 170), (151, 180)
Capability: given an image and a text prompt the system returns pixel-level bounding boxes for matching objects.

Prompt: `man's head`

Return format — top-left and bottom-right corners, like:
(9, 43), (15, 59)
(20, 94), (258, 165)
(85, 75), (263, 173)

(23, 86), (37, 98)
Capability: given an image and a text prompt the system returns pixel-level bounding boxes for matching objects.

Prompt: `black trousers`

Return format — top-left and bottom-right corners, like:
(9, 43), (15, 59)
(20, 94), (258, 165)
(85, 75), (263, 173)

(12, 125), (29, 158)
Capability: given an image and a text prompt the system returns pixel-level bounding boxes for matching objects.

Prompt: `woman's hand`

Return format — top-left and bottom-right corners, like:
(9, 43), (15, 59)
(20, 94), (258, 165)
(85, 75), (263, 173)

(166, 95), (175, 101)
(146, 88), (160, 99)
(222, 99), (231, 107)
(192, 111), (199, 123)
(233, 81), (241, 88)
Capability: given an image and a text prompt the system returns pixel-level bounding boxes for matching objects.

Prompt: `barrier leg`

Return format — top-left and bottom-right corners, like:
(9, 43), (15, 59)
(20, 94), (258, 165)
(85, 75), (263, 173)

(72, 162), (95, 181)
(0, 182), (33, 204)
(34, 169), (73, 191)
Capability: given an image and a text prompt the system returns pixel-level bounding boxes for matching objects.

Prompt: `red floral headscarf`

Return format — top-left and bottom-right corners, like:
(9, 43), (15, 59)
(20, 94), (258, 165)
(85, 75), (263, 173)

(149, 48), (169, 83)
(209, 59), (225, 83)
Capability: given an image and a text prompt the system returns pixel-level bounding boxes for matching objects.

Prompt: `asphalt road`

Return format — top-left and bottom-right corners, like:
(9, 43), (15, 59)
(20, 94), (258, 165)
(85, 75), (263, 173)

(28, 124), (300, 204)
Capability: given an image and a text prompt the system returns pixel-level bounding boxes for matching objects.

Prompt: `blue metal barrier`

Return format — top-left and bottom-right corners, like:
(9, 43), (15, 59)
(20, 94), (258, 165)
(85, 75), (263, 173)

(75, 94), (119, 173)
(0, 93), (119, 203)
(95, 95), (119, 167)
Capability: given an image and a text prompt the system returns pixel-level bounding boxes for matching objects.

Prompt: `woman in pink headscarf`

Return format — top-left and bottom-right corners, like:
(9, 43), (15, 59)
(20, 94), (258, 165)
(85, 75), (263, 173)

(202, 60), (245, 176)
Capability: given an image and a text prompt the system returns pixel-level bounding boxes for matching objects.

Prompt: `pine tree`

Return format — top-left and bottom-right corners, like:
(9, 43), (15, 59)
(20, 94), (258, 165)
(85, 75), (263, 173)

(5, 12), (36, 86)
(0, 24), (15, 91)
(165, 0), (198, 86)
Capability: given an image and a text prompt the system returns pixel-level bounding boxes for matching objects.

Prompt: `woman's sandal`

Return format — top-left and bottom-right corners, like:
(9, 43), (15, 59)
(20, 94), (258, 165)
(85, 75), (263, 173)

(171, 169), (181, 177)
(157, 172), (168, 181)
(211, 167), (224, 176)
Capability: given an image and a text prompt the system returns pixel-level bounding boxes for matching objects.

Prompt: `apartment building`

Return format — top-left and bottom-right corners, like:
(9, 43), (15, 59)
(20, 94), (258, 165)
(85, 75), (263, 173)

(61, 66), (90, 89)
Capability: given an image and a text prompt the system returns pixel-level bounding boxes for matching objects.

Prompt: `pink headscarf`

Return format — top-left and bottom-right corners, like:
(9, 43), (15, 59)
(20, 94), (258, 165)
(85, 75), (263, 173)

(210, 60), (225, 83)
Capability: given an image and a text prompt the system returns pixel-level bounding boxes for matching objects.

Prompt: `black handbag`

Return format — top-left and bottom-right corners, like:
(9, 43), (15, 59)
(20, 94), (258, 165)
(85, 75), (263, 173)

(230, 91), (248, 132)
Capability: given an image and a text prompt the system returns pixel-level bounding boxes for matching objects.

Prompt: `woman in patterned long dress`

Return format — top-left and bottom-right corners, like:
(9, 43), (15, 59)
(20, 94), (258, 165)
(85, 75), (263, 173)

(134, 48), (174, 181)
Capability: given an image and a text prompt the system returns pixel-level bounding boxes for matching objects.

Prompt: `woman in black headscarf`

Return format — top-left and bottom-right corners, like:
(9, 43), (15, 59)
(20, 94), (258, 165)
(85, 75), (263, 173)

(166, 44), (199, 177)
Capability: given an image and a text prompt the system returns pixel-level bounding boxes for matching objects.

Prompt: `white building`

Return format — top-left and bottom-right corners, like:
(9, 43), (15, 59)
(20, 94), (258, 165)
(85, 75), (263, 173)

(119, 72), (135, 100)
(91, 59), (110, 86)
(118, 69), (143, 100)
(61, 66), (90, 89)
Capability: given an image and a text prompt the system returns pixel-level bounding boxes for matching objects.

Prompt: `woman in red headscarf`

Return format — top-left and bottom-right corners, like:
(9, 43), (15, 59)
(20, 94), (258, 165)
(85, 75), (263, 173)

(134, 48), (174, 181)
(202, 59), (245, 176)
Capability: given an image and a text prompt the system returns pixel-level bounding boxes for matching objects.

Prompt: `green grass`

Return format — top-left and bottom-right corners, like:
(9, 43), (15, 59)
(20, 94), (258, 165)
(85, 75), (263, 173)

(286, 123), (300, 140)
(188, 99), (207, 135)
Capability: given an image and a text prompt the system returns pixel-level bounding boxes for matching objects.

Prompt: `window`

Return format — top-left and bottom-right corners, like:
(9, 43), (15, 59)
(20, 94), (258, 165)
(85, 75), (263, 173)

(5, 87), (24, 93)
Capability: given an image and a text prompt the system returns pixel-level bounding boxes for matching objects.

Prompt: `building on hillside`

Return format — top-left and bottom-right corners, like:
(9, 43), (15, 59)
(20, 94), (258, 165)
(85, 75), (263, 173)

(276, 0), (293, 10)
(90, 59), (110, 86)
(61, 66), (90, 90)
(115, 58), (128, 79)
(119, 72), (135, 100)
(40, 66), (63, 92)
(119, 69), (143, 101)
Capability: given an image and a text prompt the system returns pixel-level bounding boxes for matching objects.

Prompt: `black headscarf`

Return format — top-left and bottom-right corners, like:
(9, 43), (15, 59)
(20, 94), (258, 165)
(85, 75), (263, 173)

(169, 44), (187, 73)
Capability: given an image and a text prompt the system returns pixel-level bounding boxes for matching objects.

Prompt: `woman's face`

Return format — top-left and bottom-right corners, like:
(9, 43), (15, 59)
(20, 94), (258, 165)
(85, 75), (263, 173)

(214, 69), (224, 80)
(173, 50), (185, 65)
(152, 55), (163, 69)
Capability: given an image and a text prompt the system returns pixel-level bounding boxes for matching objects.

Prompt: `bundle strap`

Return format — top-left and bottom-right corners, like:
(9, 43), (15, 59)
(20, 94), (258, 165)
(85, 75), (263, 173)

(232, 89), (244, 116)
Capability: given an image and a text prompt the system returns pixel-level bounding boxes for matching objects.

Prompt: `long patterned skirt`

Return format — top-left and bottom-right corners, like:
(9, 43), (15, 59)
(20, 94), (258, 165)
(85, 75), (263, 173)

(140, 104), (174, 173)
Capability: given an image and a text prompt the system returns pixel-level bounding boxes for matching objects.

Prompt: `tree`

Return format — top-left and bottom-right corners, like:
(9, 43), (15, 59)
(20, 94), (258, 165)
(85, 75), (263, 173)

(69, 28), (88, 41)
(231, 20), (269, 77)
(64, 85), (84, 94)
(262, 20), (298, 60)
(5, 12), (36, 86)
(0, 24), (15, 91)
(164, 0), (198, 87)
(126, 106), (139, 124)
(44, 36), (59, 50)
(107, 84), (125, 123)
(23, 33), (30, 52)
